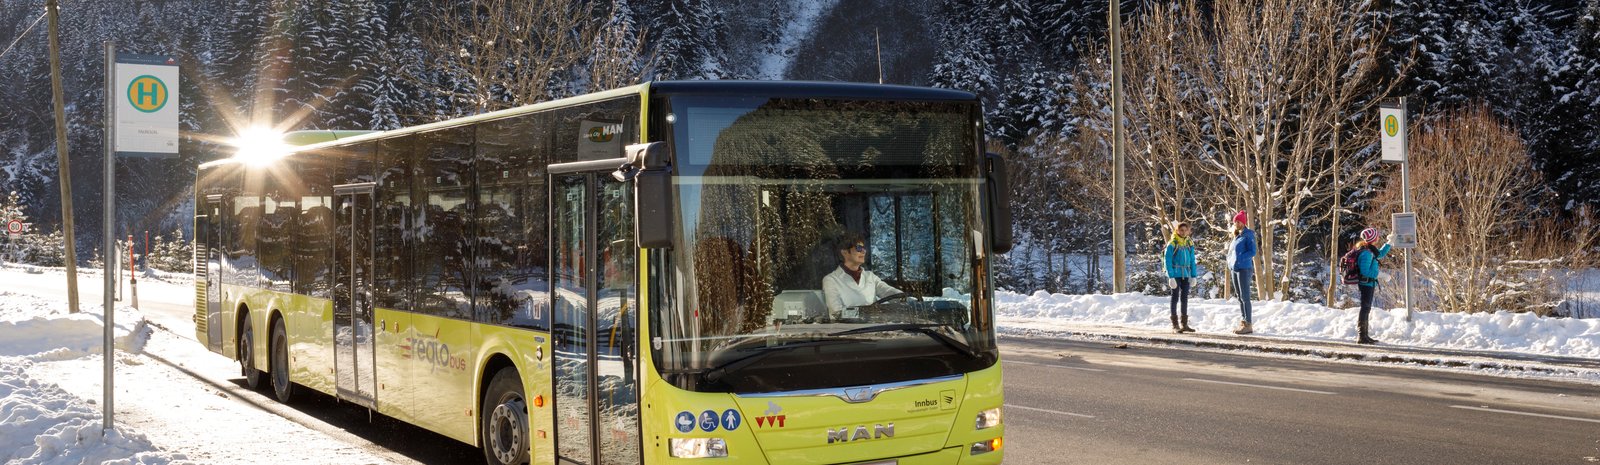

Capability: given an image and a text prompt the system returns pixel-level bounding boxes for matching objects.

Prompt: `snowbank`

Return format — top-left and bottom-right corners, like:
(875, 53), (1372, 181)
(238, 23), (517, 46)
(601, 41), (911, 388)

(997, 291), (1600, 360)
(0, 359), (186, 465)
(0, 292), (150, 361)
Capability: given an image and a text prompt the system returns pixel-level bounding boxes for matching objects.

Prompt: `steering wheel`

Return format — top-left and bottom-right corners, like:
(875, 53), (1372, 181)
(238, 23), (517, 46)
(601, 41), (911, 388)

(870, 292), (923, 306)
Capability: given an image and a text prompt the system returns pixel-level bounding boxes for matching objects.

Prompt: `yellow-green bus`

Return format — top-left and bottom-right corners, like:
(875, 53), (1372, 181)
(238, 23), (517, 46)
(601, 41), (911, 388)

(194, 81), (1011, 465)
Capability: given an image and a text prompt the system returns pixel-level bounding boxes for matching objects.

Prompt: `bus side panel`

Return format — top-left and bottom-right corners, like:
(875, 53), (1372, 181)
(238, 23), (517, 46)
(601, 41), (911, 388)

(947, 361), (1004, 465)
(285, 292), (336, 397)
(475, 324), (555, 465)
(406, 313), (478, 444)
(375, 307), (413, 424)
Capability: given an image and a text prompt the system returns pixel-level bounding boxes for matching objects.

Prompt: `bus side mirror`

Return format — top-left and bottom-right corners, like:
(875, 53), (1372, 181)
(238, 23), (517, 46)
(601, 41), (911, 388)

(986, 152), (1014, 254)
(627, 142), (674, 249)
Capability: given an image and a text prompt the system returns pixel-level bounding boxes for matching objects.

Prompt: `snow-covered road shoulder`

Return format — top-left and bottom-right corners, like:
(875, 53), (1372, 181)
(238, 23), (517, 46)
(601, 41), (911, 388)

(0, 291), (151, 361)
(0, 359), (186, 465)
(0, 292), (181, 465)
(997, 290), (1600, 360)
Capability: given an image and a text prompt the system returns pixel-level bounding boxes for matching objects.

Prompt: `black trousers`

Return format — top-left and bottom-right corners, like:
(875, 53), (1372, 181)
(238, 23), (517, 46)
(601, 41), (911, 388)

(1358, 284), (1376, 330)
(1170, 278), (1191, 321)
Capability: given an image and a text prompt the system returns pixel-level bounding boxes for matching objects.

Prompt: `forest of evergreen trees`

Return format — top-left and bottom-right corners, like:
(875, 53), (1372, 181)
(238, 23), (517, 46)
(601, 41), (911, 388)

(0, 0), (1595, 304)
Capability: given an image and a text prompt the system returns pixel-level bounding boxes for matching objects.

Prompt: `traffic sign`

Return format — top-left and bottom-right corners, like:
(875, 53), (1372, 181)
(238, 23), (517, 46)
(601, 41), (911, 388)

(1379, 104), (1406, 163)
(5, 219), (26, 238)
(114, 53), (179, 157)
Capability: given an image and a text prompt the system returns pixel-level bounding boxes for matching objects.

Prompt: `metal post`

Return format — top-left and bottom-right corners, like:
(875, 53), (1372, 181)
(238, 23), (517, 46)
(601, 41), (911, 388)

(1109, 0), (1128, 293)
(101, 41), (116, 433)
(128, 234), (138, 310)
(1399, 100), (1413, 322)
(46, 0), (80, 314)
(1326, 125), (1340, 307)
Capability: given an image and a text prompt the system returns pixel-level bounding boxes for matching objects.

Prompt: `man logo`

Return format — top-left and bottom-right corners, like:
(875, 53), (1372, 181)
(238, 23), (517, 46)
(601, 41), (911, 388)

(826, 423), (894, 444)
(127, 75), (168, 113)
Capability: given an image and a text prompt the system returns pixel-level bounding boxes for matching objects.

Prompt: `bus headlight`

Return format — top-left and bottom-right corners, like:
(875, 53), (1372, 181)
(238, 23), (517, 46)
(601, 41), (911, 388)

(975, 407), (1003, 430)
(669, 438), (728, 458)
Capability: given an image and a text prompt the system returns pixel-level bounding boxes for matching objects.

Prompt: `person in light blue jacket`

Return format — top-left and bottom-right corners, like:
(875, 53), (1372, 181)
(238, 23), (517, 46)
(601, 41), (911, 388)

(1227, 210), (1257, 334)
(1354, 227), (1393, 344)
(1164, 222), (1198, 334)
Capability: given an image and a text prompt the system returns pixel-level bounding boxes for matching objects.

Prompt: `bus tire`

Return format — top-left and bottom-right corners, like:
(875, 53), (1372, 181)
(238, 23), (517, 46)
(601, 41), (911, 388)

(481, 368), (530, 465)
(240, 316), (263, 390)
(270, 317), (296, 403)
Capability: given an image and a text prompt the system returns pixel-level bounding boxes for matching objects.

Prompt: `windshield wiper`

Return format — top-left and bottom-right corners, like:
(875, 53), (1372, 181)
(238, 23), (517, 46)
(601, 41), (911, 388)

(829, 323), (981, 359)
(698, 338), (863, 383)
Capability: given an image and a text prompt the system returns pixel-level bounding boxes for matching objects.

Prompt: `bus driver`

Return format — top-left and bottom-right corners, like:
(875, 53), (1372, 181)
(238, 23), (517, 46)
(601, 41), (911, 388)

(822, 232), (902, 318)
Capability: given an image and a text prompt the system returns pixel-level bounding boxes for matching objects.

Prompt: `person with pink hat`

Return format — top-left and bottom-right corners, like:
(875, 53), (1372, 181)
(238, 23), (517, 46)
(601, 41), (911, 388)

(1347, 227), (1393, 344)
(1225, 210), (1257, 334)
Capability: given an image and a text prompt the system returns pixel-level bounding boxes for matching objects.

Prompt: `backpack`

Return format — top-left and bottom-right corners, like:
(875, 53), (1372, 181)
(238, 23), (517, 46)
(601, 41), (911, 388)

(1340, 245), (1375, 285)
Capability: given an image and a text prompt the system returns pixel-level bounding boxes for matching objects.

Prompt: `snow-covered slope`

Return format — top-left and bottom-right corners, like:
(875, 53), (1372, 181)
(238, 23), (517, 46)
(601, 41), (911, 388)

(998, 290), (1600, 359)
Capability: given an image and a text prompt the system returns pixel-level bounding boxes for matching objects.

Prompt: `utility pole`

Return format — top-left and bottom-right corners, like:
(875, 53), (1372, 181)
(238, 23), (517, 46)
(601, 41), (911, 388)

(875, 28), (884, 85)
(1109, 0), (1128, 293)
(46, 0), (80, 313)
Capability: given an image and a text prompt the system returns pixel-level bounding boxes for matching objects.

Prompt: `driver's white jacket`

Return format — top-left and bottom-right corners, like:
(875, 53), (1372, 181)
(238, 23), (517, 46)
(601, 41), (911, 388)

(822, 266), (902, 317)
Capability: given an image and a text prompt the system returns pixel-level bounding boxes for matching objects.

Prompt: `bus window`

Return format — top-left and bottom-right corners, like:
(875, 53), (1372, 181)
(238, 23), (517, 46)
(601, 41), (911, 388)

(375, 136), (414, 310)
(414, 127), (474, 320)
(474, 114), (549, 329)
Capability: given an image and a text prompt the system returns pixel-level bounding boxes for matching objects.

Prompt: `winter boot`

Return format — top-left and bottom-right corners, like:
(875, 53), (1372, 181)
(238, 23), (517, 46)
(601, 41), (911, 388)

(1357, 320), (1378, 345)
(1233, 321), (1253, 335)
(1172, 315), (1183, 334)
(1179, 315), (1196, 333)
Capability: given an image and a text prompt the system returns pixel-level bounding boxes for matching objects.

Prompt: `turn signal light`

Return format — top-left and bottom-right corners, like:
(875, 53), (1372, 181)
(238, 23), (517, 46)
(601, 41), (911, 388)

(533, 395), (545, 407)
(971, 437), (1003, 455)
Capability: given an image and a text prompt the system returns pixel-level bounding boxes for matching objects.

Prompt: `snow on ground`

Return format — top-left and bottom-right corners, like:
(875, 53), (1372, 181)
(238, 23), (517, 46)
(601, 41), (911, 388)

(997, 290), (1600, 360)
(0, 267), (405, 465)
(0, 292), (182, 464)
(0, 359), (184, 465)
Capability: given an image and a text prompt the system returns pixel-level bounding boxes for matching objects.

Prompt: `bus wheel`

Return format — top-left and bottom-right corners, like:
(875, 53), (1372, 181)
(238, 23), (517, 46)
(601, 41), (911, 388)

(481, 368), (529, 465)
(241, 317), (263, 390)
(270, 317), (296, 403)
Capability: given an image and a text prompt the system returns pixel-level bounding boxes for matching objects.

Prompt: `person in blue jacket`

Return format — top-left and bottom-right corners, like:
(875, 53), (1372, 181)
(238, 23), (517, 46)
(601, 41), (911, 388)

(1164, 222), (1198, 334)
(1227, 210), (1257, 334)
(1354, 227), (1393, 345)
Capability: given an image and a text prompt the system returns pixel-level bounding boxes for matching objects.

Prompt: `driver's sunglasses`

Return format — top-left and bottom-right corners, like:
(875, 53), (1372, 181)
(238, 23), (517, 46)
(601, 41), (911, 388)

(852, 243), (867, 252)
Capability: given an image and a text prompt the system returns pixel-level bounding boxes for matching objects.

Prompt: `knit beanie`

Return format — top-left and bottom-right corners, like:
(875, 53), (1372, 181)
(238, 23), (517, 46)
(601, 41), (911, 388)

(1360, 228), (1382, 243)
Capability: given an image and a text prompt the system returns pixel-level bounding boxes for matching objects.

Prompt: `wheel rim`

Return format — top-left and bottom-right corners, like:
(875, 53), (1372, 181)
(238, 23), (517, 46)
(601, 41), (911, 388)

(241, 329), (253, 375)
(488, 395), (528, 464)
(272, 331), (288, 394)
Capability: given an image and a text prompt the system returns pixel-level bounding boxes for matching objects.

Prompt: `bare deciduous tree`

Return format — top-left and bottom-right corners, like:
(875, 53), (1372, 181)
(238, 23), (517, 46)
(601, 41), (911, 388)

(1371, 105), (1599, 315)
(421, 0), (651, 114)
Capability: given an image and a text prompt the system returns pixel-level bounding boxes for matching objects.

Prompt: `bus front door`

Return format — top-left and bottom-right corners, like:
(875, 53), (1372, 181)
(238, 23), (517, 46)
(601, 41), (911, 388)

(552, 170), (641, 465)
(333, 184), (377, 409)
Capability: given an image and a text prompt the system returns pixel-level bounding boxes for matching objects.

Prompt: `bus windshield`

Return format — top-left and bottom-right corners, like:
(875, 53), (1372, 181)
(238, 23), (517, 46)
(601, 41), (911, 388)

(653, 96), (999, 393)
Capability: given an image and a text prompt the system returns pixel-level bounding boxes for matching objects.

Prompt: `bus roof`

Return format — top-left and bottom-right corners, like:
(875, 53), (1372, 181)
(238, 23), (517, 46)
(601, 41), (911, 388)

(650, 80), (977, 101)
(199, 81), (977, 169)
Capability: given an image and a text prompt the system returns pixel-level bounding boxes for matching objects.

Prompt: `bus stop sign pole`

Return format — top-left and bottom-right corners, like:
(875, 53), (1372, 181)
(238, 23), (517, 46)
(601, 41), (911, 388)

(102, 40), (116, 433)
(1379, 98), (1414, 322)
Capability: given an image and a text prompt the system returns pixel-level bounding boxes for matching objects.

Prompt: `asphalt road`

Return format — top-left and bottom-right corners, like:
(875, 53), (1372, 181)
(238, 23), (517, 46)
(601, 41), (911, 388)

(9, 269), (1598, 464)
(1000, 337), (1600, 465)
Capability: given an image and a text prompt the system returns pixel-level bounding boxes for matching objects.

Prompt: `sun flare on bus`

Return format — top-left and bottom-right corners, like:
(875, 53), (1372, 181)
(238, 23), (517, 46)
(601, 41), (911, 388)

(229, 126), (291, 167)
